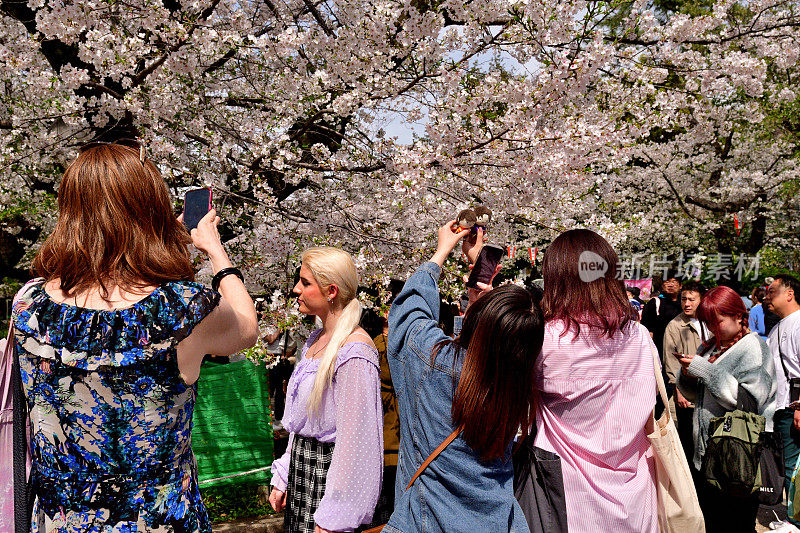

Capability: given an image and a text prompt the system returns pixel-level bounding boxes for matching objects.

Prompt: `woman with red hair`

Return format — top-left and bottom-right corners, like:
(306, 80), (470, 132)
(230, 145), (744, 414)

(677, 285), (776, 533)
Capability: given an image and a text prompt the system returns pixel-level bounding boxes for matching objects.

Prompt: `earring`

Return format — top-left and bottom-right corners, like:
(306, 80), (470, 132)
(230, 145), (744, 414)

(327, 297), (333, 303)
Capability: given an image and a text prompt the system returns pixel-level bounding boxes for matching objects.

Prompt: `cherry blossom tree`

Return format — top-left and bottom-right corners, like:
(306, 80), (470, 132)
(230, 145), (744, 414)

(593, 0), (800, 258)
(1, 0), (798, 292)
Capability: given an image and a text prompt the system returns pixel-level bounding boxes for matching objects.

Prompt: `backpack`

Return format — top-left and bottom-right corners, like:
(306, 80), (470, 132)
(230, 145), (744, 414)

(701, 384), (783, 504)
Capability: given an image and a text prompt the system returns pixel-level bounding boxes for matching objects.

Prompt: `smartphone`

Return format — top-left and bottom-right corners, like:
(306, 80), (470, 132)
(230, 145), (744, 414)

(183, 187), (212, 231)
(466, 244), (505, 289)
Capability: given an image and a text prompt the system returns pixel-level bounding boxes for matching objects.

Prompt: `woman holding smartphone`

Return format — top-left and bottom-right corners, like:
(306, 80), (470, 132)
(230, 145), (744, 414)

(269, 247), (382, 533)
(384, 221), (544, 533)
(10, 141), (258, 531)
(677, 285), (776, 533)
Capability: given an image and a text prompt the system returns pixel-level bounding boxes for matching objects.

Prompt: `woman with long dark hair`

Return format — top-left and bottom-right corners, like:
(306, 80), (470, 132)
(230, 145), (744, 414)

(10, 142), (259, 531)
(384, 221), (544, 532)
(677, 286), (776, 533)
(533, 229), (658, 532)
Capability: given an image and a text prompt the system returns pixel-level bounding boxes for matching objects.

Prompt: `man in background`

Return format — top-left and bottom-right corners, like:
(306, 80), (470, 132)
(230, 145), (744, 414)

(766, 274), (800, 509)
(642, 272), (683, 362)
(663, 281), (707, 471)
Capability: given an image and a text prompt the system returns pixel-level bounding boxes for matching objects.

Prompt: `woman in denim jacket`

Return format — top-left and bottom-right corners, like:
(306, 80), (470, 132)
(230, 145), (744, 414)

(385, 221), (544, 533)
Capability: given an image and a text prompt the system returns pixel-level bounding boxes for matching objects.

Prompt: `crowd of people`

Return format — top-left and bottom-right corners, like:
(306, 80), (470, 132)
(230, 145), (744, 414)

(3, 140), (800, 533)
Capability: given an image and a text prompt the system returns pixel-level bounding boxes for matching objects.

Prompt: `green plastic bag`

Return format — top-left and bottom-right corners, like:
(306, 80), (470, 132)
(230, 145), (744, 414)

(789, 453), (800, 521)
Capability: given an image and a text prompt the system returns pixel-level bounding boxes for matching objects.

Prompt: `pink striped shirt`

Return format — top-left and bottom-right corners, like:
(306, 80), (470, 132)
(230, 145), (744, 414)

(534, 320), (658, 533)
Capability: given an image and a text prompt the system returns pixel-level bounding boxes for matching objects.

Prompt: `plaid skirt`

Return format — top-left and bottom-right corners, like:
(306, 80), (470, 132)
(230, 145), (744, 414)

(285, 434), (336, 533)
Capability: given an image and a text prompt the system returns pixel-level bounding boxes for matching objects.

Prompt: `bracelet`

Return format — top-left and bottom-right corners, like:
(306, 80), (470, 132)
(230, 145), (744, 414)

(212, 267), (244, 291)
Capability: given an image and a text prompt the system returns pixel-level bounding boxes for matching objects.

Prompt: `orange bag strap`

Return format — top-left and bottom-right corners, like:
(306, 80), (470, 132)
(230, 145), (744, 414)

(362, 427), (463, 533)
(404, 426), (462, 491)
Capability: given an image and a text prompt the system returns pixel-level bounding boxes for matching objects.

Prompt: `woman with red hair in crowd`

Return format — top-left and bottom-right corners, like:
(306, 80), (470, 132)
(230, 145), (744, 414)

(677, 285), (776, 533)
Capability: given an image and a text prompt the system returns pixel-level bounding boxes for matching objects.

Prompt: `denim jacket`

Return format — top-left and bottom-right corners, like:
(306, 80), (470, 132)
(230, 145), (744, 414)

(385, 262), (529, 533)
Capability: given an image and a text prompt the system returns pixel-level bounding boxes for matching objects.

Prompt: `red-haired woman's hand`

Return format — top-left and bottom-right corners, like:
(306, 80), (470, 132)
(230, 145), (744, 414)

(678, 353), (694, 371)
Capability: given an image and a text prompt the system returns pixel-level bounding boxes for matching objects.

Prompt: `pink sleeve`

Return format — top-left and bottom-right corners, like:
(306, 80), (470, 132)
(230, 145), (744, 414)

(314, 355), (383, 531)
(270, 431), (294, 493)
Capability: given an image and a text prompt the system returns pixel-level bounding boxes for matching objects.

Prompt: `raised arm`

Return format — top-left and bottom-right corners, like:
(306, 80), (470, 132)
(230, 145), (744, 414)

(177, 209), (259, 383)
(388, 220), (469, 359)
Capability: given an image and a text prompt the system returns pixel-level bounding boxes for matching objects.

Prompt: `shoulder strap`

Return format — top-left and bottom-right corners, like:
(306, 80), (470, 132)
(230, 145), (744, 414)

(11, 325), (32, 532)
(650, 341), (671, 422)
(776, 324), (791, 381)
(348, 331), (374, 343)
(404, 427), (462, 492)
(9, 280), (38, 533)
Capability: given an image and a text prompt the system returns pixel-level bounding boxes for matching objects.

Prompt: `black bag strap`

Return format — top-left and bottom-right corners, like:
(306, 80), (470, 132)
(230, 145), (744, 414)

(9, 281), (38, 533)
(11, 328), (32, 533)
(776, 324), (791, 381)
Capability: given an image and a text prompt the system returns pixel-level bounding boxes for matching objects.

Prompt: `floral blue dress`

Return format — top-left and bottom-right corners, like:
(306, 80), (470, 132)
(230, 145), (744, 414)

(11, 280), (220, 532)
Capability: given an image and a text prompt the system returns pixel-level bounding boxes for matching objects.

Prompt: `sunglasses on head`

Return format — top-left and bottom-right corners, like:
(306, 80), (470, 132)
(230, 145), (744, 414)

(79, 138), (146, 163)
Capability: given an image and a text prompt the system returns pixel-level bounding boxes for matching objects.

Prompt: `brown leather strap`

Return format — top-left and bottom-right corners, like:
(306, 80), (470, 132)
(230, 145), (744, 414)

(405, 426), (461, 491)
(361, 427), (462, 533)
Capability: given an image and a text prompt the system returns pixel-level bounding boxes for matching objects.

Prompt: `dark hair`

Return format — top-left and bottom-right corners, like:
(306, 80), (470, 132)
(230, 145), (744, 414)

(437, 285), (544, 461)
(752, 286), (766, 304)
(681, 281), (706, 296)
(359, 308), (383, 339)
(541, 229), (637, 338)
(33, 144), (194, 296)
(775, 274), (800, 303)
(696, 286), (748, 347)
(626, 286), (641, 298)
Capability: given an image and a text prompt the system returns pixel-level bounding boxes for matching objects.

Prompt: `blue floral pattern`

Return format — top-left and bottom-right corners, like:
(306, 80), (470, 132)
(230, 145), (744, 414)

(12, 280), (220, 532)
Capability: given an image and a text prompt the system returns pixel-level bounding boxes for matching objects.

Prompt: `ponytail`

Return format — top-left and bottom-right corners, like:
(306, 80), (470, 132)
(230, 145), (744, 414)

(299, 246), (361, 414)
(307, 297), (362, 413)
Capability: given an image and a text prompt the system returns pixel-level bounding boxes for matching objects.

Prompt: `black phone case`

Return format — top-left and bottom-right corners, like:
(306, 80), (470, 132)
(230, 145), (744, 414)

(184, 189), (211, 231)
(466, 245), (505, 289)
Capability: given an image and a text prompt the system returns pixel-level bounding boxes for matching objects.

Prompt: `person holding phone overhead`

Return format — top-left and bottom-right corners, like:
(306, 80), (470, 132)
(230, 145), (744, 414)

(384, 222), (543, 533)
(677, 286), (776, 533)
(269, 247), (382, 533)
(9, 141), (259, 532)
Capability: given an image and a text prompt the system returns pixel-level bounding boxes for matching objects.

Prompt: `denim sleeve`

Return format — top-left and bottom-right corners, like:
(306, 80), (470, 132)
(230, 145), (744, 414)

(388, 262), (448, 362)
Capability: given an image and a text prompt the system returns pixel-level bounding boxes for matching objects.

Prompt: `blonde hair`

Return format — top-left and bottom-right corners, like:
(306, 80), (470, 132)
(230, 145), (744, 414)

(301, 246), (361, 413)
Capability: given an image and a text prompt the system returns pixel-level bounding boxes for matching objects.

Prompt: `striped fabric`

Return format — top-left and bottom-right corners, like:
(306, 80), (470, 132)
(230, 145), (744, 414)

(533, 321), (659, 533)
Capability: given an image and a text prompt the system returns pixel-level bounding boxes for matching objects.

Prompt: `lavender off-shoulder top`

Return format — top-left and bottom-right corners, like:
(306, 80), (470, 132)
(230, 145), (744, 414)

(270, 329), (383, 531)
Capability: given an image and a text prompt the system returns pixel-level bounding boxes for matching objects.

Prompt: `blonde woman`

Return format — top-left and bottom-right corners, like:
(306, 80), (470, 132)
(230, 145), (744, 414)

(269, 247), (382, 533)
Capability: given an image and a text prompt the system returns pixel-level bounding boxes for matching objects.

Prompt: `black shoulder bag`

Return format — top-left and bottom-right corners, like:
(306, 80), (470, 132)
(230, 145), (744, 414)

(12, 335), (33, 532)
